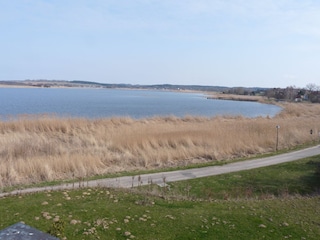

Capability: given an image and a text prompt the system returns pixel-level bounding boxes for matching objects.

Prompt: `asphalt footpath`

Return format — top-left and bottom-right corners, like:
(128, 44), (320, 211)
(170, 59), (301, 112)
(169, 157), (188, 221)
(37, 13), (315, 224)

(1, 145), (320, 198)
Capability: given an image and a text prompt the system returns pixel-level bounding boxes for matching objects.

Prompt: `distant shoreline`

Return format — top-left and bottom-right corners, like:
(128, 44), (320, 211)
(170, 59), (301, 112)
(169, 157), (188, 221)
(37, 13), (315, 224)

(0, 80), (263, 93)
(0, 84), (35, 88)
(0, 82), (269, 105)
(204, 91), (266, 103)
(0, 80), (270, 105)
(207, 96), (260, 102)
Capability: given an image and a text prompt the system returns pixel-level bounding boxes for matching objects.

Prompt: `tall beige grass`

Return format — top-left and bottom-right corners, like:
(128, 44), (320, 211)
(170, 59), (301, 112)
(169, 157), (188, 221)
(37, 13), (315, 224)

(1, 102), (320, 188)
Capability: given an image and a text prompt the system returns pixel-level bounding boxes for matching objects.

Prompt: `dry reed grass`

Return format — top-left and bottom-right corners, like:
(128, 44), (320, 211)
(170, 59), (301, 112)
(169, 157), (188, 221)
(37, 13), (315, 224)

(1, 102), (320, 188)
(208, 93), (263, 102)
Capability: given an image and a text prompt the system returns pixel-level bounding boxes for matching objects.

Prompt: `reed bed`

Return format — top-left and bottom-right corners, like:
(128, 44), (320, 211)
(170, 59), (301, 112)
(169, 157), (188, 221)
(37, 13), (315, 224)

(1, 102), (320, 188)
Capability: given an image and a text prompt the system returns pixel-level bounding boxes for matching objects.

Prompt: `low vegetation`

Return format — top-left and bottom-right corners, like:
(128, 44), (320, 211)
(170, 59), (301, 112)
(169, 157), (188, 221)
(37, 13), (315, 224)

(1, 102), (320, 188)
(1, 156), (319, 239)
(165, 155), (320, 200)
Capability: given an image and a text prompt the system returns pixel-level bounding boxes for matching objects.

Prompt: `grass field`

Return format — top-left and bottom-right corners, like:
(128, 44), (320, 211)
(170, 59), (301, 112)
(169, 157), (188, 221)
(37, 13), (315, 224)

(1, 155), (319, 239)
(165, 155), (320, 200)
(1, 102), (320, 189)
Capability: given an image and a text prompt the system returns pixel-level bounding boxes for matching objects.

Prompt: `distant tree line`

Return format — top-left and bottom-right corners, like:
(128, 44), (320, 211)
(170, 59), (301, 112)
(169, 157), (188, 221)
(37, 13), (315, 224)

(224, 87), (259, 96)
(224, 84), (320, 103)
(265, 84), (320, 103)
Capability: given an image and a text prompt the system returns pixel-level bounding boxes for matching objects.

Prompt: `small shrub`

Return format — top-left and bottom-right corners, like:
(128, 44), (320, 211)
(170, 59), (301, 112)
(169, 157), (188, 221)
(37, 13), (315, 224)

(47, 219), (65, 237)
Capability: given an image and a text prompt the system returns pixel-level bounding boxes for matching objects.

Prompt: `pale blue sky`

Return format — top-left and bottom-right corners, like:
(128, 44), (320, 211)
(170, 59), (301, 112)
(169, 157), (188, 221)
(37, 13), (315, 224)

(1, 0), (319, 88)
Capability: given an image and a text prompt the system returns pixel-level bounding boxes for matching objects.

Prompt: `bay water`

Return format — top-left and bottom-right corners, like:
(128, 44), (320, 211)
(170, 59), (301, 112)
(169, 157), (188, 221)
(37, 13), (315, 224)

(0, 88), (281, 119)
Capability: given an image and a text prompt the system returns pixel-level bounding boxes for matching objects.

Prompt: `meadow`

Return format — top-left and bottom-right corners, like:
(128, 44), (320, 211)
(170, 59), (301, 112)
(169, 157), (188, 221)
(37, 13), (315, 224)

(0, 155), (319, 239)
(0, 101), (320, 188)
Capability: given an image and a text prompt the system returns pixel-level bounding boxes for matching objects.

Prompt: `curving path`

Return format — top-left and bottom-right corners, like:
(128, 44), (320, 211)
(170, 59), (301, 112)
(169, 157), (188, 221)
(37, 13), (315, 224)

(1, 145), (320, 198)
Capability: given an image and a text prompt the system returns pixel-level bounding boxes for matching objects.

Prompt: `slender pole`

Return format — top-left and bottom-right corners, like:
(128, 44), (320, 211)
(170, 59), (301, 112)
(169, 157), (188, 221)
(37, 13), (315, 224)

(276, 125), (280, 151)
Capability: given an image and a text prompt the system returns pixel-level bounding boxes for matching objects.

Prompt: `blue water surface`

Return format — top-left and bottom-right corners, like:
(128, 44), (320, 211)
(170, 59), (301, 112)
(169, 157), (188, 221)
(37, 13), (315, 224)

(0, 88), (281, 119)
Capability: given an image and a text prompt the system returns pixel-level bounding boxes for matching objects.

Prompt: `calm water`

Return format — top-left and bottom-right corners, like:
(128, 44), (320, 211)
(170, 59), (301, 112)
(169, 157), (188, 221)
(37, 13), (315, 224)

(0, 88), (281, 119)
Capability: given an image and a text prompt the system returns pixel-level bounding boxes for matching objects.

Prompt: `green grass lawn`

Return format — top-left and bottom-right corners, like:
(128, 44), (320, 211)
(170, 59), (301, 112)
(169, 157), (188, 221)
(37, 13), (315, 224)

(1, 156), (320, 239)
(167, 155), (320, 200)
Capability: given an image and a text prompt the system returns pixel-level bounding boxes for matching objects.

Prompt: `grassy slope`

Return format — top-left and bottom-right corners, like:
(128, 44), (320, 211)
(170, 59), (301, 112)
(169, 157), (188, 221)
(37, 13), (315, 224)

(168, 155), (320, 200)
(1, 156), (320, 239)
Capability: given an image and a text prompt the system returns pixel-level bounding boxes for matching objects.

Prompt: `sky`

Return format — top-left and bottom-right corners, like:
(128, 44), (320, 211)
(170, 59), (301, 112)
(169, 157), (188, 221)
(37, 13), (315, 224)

(0, 0), (320, 88)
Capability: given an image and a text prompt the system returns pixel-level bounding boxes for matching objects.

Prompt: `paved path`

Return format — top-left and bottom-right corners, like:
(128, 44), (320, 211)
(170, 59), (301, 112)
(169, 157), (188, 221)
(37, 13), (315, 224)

(1, 145), (320, 198)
